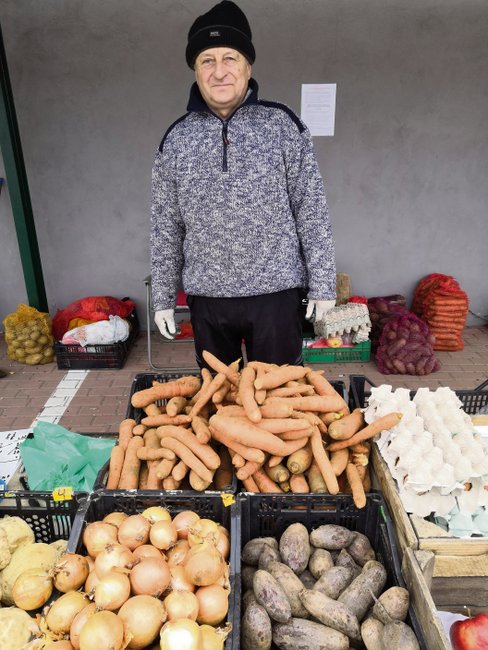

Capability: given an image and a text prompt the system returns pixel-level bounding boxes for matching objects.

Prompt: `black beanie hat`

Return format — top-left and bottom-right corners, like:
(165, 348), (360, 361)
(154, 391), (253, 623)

(186, 0), (255, 69)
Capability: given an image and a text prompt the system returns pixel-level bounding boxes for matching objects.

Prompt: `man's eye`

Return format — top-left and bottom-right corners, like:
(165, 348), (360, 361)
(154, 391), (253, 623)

(224, 57), (237, 64)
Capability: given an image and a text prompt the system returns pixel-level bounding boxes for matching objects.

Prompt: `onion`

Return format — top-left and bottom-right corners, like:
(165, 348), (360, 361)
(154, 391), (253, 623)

(214, 563), (230, 590)
(69, 602), (97, 650)
(167, 539), (190, 566)
(118, 595), (166, 650)
(132, 544), (165, 562)
(94, 570), (130, 610)
(160, 618), (202, 650)
(45, 642), (75, 649)
(103, 511), (128, 527)
(188, 518), (220, 547)
(164, 590), (199, 621)
(184, 541), (225, 586)
(79, 610), (125, 650)
(45, 590), (89, 635)
(86, 556), (95, 572)
(215, 526), (230, 560)
(169, 565), (195, 592)
(94, 543), (135, 577)
(195, 584), (229, 625)
(173, 510), (200, 540)
(129, 557), (171, 597)
(12, 568), (53, 610)
(141, 505), (171, 524)
(54, 553), (90, 592)
(117, 514), (151, 550)
(149, 520), (178, 550)
(200, 624), (228, 650)
(85, 570), (100, 593)
(83, 521), (118, 557)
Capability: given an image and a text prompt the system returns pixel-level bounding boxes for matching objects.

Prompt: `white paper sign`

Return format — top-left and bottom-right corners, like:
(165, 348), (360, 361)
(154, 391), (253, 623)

(301, 84), (336, 136)
(0, 428), (31, 487)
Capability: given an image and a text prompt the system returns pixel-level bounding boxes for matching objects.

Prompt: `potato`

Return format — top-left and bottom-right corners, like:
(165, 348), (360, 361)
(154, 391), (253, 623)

(334, 549), (362, 578)
(29, 330), (41, 341)
(0, 517), (35, 554)
(337, 561), (387, 621)
(242, 589), (257, 612)
(242, 537), (278, 566)
(299, 588), (361, 641)
(242, 565), (257, 591)
(0, 607), (40, 650)
(308, 548), (334, 579)
(38, 334), (49, 345)
(0, 531), (11, 571)
(258, 544), (281, 570)
(313, 566), (354, 600)
(298, 569), (316, 589)
(268, 561), (309, 618)
(25, 353), (43, 365)
(361, 616), (384, 650)
(382, 620), (420, 649)
(241, 600), (272, 650)
(0, 543), (57, 605)
(279, 523), (310, 574)
(309, 525), (354, 550)
(373, 586), (410, 624)
(253, 569), (292, 623)
(347, 532), (376, 566)
(272, 617), (349, 650)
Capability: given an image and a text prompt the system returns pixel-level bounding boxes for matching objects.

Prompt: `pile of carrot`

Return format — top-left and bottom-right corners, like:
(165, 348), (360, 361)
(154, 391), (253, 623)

(106, 351), (402, 506)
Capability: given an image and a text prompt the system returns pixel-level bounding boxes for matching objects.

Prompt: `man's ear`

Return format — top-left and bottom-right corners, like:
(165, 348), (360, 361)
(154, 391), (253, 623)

(246, 63), (251, 80)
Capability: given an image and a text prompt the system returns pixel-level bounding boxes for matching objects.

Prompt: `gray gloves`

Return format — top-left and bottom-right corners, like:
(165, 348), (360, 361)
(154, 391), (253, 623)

(305, 299), (336, 322)
(154, 309), (176, 339)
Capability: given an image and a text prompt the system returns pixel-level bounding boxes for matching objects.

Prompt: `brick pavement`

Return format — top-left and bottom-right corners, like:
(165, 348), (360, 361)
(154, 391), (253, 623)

(0, 325), (487, 434)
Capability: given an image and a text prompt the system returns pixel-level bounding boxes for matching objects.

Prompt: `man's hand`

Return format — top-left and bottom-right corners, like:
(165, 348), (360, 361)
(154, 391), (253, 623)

(305, 299), (336, 322)
(154, 309), (176, 339)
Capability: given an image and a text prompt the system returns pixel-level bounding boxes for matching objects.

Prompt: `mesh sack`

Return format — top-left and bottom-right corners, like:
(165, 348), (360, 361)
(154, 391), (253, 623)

(3, 304), (55, 365)
(367, 296), (408, 351)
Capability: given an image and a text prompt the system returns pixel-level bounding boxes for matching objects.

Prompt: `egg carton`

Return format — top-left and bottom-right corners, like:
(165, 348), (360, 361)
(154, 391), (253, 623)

(314, 303), (372, 341)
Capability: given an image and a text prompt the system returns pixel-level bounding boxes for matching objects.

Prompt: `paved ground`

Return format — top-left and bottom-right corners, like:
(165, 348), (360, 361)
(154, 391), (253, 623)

(0, 325), (487, 434)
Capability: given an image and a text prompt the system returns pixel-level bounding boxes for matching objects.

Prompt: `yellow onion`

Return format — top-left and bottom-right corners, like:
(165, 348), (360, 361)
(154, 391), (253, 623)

(160, 618), (202, 650)
(94, 570), (130, 610)
(215, 527), (230, 560)
(169, 565), (195, 592)
(82, 521), (118, 557)
(167, 539), (190, 567)
(86, 556), (95, 572)
(12, 568), (53, 610)
(45, 590), (89, 635)
(84, 570), (100, 593)
(173, 511), (200, 540)
(69, 602), (97, 650)
(200, 624), (229, 650)
(188, 519), (219, 547)
(44, 641), (75, 649)
(141, 506), (171, 524)
(103, 511), (128, 527)
(195, 584), (229, 625)
(132, 544), (164, 562)
(129, 556), (171, 597)
(149, 520), (178, 551)
(79, 610), (125, 650)
(118, 595), (166, 650)
(184, 541), (225, 586)
(117, 514), (151, 550)
(54, 553), (90, 592)
(164, 590), (199, 621)
(94, 543), (135, 577)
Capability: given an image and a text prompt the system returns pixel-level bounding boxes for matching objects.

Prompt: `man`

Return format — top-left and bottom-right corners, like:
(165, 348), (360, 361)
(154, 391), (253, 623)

(151, 0), (336, 368)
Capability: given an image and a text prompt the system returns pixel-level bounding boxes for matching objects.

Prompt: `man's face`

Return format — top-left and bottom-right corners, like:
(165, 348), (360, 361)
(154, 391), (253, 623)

(194, 47), (251, 119)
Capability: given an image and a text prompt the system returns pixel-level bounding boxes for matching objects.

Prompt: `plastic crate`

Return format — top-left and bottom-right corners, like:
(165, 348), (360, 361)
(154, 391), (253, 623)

(54, 305), (139, 370)
(302, 339), (371, 364)
(235, 492), (427, 650)
(0, 490), (86, 543)
(67, 491), (238, 650)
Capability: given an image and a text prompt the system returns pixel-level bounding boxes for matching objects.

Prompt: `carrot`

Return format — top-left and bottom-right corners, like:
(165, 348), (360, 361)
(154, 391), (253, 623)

(328, 408), (365, 441)
(189, 368), (213, 406)
(166, 396), (188, 416)
(330, 449), (350, 476)
(210, 425), (266, 463)
(143, 403), (161, 417)
(310, 427), (339, 495)
(141, 413), (191, 427)
(306, 370), (346, 399)
(287, 442), (313, 475)
(254, 367), (267, 405)
(278, 428), (313, 441)
(132, 424), (146, 436)
(118, 418), (136, 452)
(155, 457), (177, 480)
(247, 360), (279, 373)
(106, 445), (125, 489)
(264, 462), (289, 484)
(146, 461), (162, 490)
(202, 350), (241, 385)
(326, 412), (403, 451)
(256, 418), (311, 433)
(242, 476), (259, 492)
(346, 463), (367, 508)
(191, 415), (212, 444)
(212, 379), (231, 404)
(254, 365), (310, 391)
(188, 372), (228, 418)
(267, 384), (315, 398)
(307, 460), (328, 493)
(231, 453), (245, 468)
(138, 462), (149, 490)
(158, 425), (220, 470)
(143, 427), (161, 448)
(351, 442), (370, 454)
(237, 460), (263, 481)
(253, 467), (282, 493)
(268, 455), (284, 468)
(238, 366), (262, 423)
(118, 436), (144, 489)
(359, 465), (372, 492)
(137, 447), (176, 461)
(160, 437), (214, 484)
(189, 469), (213, 491)
(215, 405), (246, 417)
(163, 477), (180, 490)
(289, 473), (310, 493)
(131, 376), (201, 409)
(321, 411), (345, 426)
(291, 410), (326, 433)
(259, 402), (294, 418)
(172, 460), (189, 482)
(213, 451), (233, 490)
(266, 394), (347, 413)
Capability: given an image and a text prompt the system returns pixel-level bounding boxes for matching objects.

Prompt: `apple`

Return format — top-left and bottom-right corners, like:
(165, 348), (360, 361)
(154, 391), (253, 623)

(326, 337), (342, 348)
(450, 612), (488, 650)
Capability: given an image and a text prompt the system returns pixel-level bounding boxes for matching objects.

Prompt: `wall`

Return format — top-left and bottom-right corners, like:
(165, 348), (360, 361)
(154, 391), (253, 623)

(1, 0), (487, 329)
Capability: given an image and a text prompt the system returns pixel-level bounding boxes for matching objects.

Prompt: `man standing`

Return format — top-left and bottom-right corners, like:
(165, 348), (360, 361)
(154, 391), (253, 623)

(151, 0), (336, 368)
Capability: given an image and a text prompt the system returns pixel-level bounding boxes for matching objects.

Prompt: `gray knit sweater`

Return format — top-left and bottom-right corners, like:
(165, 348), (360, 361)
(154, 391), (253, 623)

(151, 79), (336, 311)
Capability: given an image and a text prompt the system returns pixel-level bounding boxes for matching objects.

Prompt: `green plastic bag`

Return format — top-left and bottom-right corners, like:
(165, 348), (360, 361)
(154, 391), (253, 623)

(20, 421), (115, 492)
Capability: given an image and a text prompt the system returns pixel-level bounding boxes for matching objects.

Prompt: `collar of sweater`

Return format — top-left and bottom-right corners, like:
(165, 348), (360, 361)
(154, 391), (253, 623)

(186, 77), (259, 117)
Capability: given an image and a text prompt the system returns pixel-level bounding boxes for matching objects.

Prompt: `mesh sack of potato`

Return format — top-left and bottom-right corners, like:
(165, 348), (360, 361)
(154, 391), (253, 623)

(3, 304), (55, 365)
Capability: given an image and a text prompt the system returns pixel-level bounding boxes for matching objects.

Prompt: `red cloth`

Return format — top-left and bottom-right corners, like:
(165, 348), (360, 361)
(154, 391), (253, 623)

(52, 296), (135, 340)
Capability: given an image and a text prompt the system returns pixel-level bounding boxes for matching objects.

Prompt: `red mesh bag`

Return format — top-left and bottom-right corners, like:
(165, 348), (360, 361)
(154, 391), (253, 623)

(376, 312), (441, 375)
(52, 296), (135, 341)
(367, 296), (408, 351)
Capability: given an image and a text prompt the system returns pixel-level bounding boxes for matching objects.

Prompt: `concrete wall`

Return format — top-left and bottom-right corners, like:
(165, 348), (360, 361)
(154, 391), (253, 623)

(1, 0), (487, 330)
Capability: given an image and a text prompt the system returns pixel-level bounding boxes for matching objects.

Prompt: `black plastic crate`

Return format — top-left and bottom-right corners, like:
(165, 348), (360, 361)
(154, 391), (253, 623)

(349, 374), (488, 413)
(67, 490), (238, 650)
(235, 492), (427, 650)
(54, 305), (139, 370)
(0, 491), (86, 543)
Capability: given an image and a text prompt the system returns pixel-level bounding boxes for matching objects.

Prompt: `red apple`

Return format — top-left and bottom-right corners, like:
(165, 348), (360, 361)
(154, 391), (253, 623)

(450, 613), (488, 650)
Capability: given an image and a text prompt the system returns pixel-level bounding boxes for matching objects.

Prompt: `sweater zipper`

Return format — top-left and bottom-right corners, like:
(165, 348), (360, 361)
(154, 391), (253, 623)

(222, 121), (229, 172)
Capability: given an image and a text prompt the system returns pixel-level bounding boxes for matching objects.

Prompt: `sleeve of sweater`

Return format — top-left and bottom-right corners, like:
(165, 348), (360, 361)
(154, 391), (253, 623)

(150, 141), (185, 311)
(283, 118), (336, 301)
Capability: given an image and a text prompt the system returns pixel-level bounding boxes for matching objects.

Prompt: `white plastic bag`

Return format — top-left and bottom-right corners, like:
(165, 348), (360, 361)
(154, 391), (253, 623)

(61, 315), (129, 346)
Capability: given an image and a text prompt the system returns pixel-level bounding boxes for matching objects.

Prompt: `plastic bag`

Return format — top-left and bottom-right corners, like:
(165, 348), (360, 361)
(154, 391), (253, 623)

(2, 304), (55, 365)
(52, 296), (135, 340)
(61, 315), (130, 346)
(376, 312), (441, 375)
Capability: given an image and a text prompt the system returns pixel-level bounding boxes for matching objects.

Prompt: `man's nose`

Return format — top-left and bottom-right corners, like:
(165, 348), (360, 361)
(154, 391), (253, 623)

(212, 60), (227, 78)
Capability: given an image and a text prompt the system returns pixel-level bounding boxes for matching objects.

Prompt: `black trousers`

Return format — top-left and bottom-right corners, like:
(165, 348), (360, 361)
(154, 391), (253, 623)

(187, 289), (305, 370)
